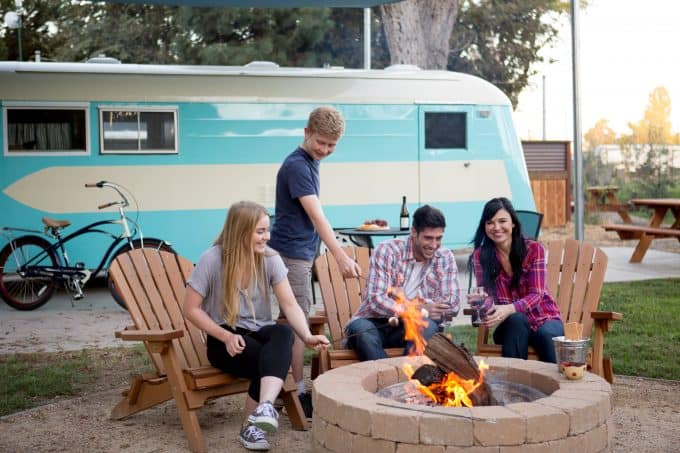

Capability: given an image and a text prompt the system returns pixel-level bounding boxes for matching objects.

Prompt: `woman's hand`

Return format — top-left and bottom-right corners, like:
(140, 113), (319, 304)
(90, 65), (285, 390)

(304, 334), (330, 351)
(224, 331), (246, 357)
(482, 303), (516, 328)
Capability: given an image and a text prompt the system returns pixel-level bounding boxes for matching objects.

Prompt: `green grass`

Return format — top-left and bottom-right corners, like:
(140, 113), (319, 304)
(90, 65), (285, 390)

(0, 345), (151, 417)
(445, 278), (680, 381)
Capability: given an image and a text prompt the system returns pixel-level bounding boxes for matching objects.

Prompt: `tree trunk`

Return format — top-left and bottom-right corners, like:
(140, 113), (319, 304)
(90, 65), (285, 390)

(379, 0), (459, 69)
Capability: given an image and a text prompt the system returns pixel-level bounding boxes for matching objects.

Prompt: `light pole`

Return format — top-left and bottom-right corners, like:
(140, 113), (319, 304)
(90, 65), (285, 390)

(2, 0), (23, 60)
(15, 0), (23, 61)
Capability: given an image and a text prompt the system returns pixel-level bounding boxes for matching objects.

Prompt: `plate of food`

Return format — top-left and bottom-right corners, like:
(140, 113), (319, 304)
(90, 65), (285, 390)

(357, 219), (390, 231)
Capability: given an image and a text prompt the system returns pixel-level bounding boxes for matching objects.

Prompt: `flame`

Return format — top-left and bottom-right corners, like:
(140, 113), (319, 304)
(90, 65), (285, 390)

(403, 360), (489, 408)
(388, 287), (429, 356)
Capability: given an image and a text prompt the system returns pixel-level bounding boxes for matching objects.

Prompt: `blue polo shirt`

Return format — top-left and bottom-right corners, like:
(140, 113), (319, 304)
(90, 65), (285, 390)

(268, 147), (320, 261)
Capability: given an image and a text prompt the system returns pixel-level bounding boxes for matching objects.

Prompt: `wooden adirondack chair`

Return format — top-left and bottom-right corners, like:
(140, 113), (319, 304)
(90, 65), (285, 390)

(313, 245), (404, 374)
(108, 248), (308, 453)
(471, 239), (623, 383)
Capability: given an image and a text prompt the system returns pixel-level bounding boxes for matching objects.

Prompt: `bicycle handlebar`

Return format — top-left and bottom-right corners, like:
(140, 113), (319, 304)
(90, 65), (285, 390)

(98, 201), (119, 210)
(85, 181), (130, 210)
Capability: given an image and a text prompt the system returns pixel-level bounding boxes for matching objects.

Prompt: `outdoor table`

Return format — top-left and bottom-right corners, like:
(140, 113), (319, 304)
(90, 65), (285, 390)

(335, 227), (410, 249)
(604, 198), (680, 262)
(586, 185), (632, 223)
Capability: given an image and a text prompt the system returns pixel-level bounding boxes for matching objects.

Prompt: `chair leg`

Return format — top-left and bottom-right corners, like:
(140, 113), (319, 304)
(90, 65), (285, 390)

(110, 376), (172, 420)
(158, 346), (207, 453)
(603, 357), (614, 384)
(281, 374), (308, 430)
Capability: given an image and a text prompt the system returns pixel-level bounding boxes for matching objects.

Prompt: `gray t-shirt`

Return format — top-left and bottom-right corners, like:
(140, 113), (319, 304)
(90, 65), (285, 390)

(187, 246), (288, 331)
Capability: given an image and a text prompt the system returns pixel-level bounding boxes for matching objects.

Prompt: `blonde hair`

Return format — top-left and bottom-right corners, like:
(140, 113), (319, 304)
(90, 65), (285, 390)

(213, 201), (269, 327)
(307, 106), (345, 138)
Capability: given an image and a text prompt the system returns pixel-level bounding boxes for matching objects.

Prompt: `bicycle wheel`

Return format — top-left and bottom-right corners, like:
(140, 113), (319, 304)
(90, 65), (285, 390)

(0, 235), (59, 310)
(107, 239), (175, 310)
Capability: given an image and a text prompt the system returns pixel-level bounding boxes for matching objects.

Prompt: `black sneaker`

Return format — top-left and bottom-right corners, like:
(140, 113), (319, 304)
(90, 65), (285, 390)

(239, 424), (270, 451)
(298, 392), (313, 420)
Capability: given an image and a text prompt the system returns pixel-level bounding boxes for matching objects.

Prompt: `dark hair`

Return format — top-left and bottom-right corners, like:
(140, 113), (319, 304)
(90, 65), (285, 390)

(411, 204), (446, 232)
(470, 197), (526, 293)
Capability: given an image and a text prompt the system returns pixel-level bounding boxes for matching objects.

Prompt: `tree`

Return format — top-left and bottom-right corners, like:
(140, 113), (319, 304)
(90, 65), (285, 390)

(618, 86), (677, 198)
(448, 0), (567, 107)
(379, 0), (459, 69)
(0, 0), (66, 61)
(584, 119), (617, 152)
(52, 2), (180, 64)
(172, 7), (334, 66)
(583, 119), (617, 185)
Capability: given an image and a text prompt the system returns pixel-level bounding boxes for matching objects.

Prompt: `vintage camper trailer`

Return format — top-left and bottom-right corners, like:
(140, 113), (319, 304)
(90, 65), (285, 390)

(0, 60), (534, 264)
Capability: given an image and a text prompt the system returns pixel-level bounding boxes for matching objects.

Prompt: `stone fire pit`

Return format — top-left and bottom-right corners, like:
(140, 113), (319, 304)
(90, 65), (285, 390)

(312, 356), (613, 451)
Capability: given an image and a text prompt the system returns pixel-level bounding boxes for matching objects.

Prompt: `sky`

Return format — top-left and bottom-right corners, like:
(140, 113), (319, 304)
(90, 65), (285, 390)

(512, 0), (680, 141)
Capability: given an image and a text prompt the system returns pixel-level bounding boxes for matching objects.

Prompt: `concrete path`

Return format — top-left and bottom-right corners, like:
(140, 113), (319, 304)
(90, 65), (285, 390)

(0, 247), (678, 354)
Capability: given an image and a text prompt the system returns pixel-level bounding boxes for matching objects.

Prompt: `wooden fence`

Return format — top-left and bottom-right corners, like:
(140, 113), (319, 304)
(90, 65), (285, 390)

(522, 141), (571, 227)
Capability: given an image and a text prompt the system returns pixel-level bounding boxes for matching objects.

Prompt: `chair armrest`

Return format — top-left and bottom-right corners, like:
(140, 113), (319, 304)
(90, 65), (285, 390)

(590, 311), (623, 321)
(115, 328), (184, 342)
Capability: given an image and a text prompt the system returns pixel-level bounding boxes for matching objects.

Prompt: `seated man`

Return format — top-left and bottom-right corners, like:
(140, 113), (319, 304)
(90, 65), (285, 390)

(345, 204), (460, 360)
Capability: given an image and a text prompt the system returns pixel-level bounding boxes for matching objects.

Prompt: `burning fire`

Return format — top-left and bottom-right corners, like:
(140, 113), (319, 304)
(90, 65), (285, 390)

(388, 287), (430, 356)
(403, 360), (489, 407)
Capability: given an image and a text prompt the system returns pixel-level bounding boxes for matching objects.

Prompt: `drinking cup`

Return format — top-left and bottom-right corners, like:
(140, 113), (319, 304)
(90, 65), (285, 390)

(467, 287), (487, 327)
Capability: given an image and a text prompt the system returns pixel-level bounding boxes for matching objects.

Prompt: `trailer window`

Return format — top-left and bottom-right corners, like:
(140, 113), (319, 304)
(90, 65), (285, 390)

(425, 112), (466, 149)
(100, 108), (177, 154)
(4, 106), (88, 155)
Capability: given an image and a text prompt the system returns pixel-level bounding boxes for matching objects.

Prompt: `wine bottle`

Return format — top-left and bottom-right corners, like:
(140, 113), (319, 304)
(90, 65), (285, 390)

(399, 196), (409, 230)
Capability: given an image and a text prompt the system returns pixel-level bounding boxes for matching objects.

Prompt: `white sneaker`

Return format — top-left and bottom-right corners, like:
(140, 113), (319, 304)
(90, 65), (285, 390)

(247, 400), (279, 433)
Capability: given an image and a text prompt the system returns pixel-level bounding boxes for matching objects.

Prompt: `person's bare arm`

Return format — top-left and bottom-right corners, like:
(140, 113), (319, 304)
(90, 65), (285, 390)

(182, 286), (245, 356)
(299, 194), (361, 278)
(274, 278), (329, 350)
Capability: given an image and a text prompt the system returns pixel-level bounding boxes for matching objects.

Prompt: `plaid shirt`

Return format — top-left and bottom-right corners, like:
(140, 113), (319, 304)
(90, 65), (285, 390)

(472, 239), (561, 331)
(351, 236), (460, 322)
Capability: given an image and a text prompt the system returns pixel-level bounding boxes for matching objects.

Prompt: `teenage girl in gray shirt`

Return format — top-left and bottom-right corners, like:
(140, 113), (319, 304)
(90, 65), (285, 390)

(183, 201), (328, 451)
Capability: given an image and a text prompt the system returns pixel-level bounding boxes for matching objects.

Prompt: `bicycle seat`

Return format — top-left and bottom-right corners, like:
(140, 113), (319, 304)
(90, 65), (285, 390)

(42, 217), (71, 229)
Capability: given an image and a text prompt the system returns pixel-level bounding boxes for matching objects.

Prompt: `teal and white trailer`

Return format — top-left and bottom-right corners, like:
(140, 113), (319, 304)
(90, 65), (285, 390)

(0, 60), (534, 263)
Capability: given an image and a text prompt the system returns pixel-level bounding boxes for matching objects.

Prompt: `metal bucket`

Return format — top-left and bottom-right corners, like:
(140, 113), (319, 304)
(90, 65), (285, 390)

(552, 336), (590, 372)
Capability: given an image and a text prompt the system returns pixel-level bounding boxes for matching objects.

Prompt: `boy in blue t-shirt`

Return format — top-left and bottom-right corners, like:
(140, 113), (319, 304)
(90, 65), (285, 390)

(268, 106), (361, 417)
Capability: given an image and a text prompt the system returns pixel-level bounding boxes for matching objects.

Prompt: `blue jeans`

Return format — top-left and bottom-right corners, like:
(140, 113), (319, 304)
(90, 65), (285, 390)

(492, 312), (564, 363)
(345, 317), (440, 361)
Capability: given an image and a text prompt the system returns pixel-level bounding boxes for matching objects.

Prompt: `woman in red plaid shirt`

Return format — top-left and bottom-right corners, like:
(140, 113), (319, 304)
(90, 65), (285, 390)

(471, 198), (563, 363)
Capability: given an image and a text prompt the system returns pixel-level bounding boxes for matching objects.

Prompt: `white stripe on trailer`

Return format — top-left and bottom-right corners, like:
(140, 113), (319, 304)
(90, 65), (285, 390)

(4, 161), (509, 213)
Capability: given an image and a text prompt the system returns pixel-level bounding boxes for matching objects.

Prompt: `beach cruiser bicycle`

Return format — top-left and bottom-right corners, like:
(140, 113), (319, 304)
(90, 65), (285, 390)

(0, 181), (174, 310)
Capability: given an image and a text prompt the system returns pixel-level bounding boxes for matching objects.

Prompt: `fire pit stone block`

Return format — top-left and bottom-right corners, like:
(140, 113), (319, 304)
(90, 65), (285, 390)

(419, 410), (473, 446)
(506, 402), (570, 442)
(470, 405), (526, 446)
(371, 407), (421, 444)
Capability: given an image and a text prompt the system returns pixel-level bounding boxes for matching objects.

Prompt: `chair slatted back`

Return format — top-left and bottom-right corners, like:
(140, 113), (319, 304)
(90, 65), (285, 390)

(109, 249), (209, 374)
(545, 239), (608, 339)
(314, 246), (370, 344)
(516, 210), (544, 240)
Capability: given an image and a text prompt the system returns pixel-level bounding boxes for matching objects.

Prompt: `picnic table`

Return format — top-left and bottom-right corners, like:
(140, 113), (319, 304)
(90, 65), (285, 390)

(587, 186), (632, 223)
(602, 198), (680, 262)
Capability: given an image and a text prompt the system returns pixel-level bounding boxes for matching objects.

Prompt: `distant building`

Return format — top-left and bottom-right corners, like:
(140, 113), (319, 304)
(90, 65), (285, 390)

(593, 144), (680, 172)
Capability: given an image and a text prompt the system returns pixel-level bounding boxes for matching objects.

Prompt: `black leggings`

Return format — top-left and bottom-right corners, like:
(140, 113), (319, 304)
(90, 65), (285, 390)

(206, 323), (294, 401)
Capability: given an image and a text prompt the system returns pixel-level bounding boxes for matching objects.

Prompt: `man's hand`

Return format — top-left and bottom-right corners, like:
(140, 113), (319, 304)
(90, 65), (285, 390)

(424, 303), (453, 322)
(337, 254), (362, 278)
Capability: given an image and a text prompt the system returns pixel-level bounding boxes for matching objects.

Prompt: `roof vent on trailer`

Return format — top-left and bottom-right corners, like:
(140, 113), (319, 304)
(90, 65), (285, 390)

(86, 54), (121, 64)
(384, 64), (421, 71)
(244, 61), (280, 69)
